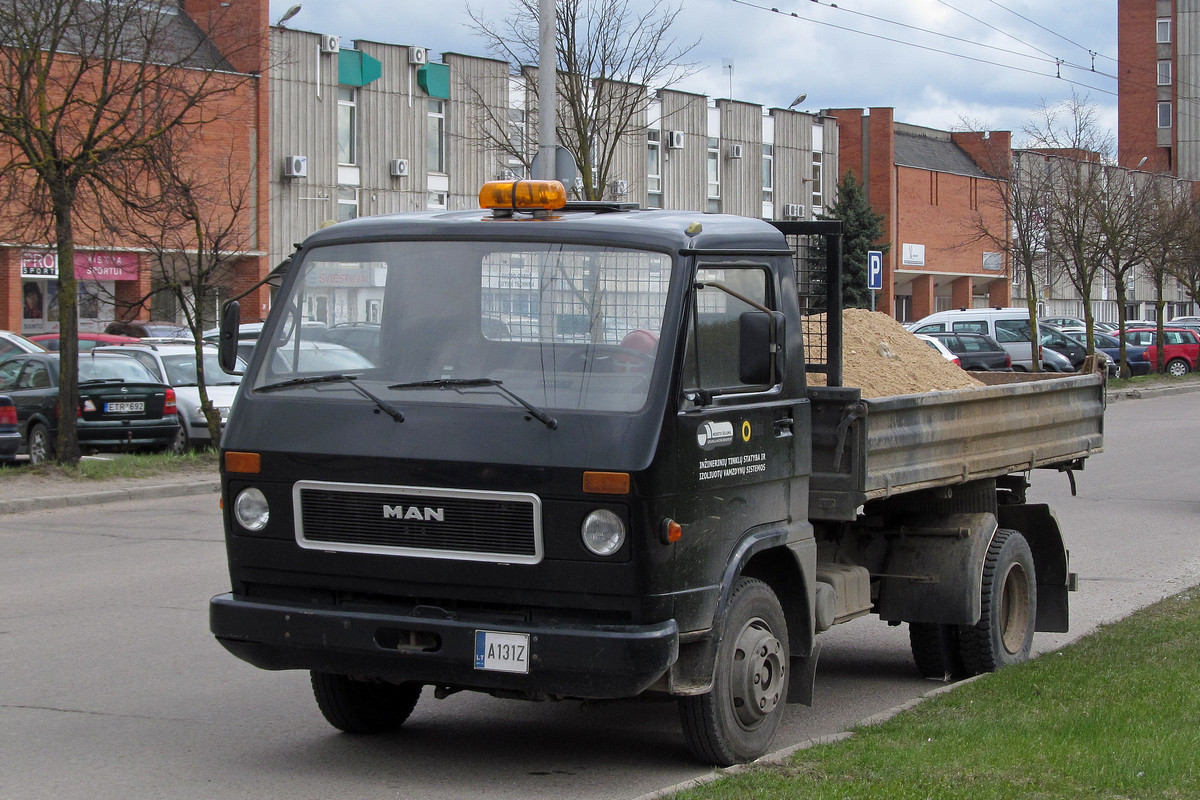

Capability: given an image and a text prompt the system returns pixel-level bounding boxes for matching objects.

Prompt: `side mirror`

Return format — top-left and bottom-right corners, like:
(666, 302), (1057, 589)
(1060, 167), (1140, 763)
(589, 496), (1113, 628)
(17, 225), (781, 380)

(739, 311), (786, 385)
(218, 300), (242, 374)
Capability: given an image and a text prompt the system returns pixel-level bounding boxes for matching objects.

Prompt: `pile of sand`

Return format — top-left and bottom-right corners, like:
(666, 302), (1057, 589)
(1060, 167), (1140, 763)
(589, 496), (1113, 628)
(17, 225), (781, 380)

(804, 308), (983, 398)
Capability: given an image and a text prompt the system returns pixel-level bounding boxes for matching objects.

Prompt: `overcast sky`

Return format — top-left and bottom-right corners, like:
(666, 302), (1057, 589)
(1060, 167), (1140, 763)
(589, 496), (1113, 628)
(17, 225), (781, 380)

(269, 0), (1118, 144)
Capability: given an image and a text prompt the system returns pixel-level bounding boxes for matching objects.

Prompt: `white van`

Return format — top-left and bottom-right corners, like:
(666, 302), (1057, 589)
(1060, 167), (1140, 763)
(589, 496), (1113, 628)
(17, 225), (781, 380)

(909, 308), (1074, 372)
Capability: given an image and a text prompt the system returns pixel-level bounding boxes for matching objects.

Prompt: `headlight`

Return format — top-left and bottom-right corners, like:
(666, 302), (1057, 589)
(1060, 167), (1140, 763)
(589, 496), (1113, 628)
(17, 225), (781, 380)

(582, 509), (625, 556)
(233, 488), (270, 531)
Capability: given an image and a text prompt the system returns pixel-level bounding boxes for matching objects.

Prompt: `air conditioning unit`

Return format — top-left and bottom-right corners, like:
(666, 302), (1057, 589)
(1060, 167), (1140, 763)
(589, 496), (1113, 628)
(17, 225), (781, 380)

(667, 130), (685, 149)
(609, 179), (629, 196)
(726, 143), (743, 159)
(389, 158), (409, 177)
(319, 34), (340, 54)
(408, 46), (428, 65)
(783, 203), (805, 219)
(283, 155), (308, 178)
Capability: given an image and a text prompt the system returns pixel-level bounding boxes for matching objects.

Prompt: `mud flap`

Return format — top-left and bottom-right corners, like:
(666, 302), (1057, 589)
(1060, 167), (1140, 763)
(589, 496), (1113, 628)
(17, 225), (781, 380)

(786, 641), (821, 704)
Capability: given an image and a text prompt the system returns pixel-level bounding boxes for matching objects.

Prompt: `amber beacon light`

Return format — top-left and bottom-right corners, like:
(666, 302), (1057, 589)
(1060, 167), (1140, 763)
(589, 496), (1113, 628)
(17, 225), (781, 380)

(479, 179), (567, 214)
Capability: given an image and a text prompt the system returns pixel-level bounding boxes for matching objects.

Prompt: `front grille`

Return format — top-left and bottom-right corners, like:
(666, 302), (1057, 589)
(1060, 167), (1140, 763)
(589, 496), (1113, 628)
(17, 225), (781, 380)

(293, 481), (542, 564)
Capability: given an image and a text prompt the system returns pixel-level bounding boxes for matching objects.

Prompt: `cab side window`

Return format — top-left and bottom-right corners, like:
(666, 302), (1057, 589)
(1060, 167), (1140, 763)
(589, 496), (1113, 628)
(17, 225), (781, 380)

(0, 359), (23, 391)
(681, 267), (771, 398)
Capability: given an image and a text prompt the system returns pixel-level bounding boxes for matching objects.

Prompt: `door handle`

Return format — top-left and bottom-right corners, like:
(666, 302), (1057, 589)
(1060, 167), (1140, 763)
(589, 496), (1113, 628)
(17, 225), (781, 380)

(774, 417), (793, 437)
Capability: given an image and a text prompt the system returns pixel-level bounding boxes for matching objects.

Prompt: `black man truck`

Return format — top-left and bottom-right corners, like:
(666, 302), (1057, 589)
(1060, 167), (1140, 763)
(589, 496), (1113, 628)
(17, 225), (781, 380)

(209, 179), (1104, 765)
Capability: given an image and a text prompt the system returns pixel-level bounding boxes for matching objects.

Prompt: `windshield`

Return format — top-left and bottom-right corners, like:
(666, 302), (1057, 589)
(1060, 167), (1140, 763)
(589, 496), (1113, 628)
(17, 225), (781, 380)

(162, 352), (243, 385)
(80, 357), (158, 383)
(251, 240), (672, 413)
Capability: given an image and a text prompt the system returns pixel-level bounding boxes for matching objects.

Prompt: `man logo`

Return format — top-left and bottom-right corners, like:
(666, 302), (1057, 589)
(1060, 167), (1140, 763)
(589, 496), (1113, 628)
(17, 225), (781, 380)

(383, 505), (445, 522)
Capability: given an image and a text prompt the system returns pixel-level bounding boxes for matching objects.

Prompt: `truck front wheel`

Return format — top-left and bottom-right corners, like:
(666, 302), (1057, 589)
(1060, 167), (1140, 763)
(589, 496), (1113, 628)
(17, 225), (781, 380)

(678, 577), (789, 766)
(310, 671), (422, 734)
(958, 529), (1036, 675)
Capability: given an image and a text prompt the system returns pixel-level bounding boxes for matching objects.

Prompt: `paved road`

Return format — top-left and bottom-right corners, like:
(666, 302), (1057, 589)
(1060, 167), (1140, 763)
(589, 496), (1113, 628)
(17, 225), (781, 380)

(2, 392), (1199, 800)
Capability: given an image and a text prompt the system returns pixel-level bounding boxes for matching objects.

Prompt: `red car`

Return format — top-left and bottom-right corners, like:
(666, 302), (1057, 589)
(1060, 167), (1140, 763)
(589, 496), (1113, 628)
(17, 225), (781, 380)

(28, 332), (140, 351)
(1124, 327), (1200, 376)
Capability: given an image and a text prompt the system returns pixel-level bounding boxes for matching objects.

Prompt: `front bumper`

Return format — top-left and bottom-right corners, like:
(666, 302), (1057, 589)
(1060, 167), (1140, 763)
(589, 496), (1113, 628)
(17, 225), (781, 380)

(210, 593), (679, 699)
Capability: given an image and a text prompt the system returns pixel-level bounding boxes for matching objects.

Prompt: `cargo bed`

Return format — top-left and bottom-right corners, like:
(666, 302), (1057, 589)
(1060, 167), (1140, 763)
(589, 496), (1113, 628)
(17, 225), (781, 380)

(807, 371), (1105, 520)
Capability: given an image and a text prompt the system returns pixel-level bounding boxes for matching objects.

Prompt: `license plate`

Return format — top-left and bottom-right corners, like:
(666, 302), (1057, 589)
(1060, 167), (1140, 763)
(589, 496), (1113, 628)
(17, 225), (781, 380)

(474, 630), (530, 674)
(104, 401), (144, 413)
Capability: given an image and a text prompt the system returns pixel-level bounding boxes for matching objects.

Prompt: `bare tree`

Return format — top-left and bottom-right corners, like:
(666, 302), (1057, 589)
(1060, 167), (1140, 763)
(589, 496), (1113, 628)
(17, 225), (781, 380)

(466, 0), (699, 200)
(958, 123), (1051, 370)
(0, 0), (258, 464)
(107, 131), (255, 444)
(1143, 181), (1200, 373)
(1024, 95), (1111, 363)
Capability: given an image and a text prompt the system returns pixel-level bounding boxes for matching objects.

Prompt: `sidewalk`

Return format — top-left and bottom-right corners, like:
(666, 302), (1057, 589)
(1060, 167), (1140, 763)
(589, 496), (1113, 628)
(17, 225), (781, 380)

(0, 377), (1193, 516)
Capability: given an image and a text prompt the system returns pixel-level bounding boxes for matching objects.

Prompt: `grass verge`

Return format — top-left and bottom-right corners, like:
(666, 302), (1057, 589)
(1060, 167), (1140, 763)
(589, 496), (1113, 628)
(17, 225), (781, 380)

(0, 449), (219, 482)
(670, 589), (1200, 800)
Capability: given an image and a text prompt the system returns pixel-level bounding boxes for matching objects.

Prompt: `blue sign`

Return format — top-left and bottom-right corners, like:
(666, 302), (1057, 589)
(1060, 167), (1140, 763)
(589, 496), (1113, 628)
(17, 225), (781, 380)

(867, 250), (883, 291)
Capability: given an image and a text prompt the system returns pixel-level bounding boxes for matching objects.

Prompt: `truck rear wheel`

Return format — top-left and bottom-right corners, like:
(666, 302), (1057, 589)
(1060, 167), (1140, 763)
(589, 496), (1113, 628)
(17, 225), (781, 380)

(310, 671), (422, 734)
(678, 577), (789, 766)
(908, 623), (965, 680)
(958, 529), (1036, 675)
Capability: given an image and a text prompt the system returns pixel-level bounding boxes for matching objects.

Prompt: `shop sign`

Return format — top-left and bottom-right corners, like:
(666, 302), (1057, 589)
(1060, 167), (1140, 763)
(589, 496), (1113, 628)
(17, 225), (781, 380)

(18, 249), (139, 280)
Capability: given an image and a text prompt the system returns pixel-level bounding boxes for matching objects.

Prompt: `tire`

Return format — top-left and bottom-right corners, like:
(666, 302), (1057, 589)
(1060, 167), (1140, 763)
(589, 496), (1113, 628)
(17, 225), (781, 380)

(27, 422), (53, 465)
(909, 622), (965, 680)
(958, 529), (1036, 675)
(310, 671), (422, 734)
(679, 578), (789, 766)
(1166, 358), (1189, 377)
(170, 416), (189, 455)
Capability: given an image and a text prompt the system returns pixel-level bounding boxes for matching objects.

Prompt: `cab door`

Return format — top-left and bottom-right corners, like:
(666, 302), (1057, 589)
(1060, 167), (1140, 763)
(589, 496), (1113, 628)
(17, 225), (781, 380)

(668, 262), (806, 628)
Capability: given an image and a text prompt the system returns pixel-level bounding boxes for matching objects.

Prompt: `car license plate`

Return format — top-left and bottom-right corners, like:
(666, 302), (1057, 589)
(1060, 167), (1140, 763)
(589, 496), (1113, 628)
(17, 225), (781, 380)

(474, 630), (529, 674)
(104, 401), (144, 413)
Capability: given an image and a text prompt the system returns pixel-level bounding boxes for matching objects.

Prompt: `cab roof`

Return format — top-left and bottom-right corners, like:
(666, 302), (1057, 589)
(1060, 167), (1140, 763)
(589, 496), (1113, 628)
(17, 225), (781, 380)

(301, 205), (792, 255)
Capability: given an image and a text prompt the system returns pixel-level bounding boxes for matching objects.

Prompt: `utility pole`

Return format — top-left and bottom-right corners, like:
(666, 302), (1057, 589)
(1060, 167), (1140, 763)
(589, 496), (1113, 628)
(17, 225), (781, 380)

(535, 0), (556, 180)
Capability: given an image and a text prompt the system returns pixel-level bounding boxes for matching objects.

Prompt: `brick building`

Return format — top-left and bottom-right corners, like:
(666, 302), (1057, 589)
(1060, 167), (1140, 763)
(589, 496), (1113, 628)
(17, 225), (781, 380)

(826, 108), (1011, 321)
(0, 0), (271, 337)
(1117, 0), (1200, 176)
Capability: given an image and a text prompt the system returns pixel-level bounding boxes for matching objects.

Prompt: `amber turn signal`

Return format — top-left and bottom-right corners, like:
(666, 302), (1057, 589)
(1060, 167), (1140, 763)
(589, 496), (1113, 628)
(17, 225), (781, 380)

(224, 451), (261, 474)
(660, 519), (682, 544)
(582, 471), (630, 495)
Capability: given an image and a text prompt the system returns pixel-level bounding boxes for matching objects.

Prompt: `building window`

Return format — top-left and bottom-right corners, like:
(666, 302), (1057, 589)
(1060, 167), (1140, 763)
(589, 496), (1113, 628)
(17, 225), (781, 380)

(1157, 17), (1171, 44)
(1159, 101), (1173, 128)
(811, 151), (824, 212)
(506, 77), (527, 178)
(337, 186), (358, 221)
(337, 87), (356, 165)
(427, 99), (446, 174)
(647, 129), (662, 208)
(706, 137), (720, 213)
(762, 144), (774, 207)
(1158, 60), (1172, 86)
(428, 192), (447, 210)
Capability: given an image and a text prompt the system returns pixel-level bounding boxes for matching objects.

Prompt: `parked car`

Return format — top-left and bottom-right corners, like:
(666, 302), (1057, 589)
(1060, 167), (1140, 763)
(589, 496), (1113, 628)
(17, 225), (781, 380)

(103, 321), (192, 339)
(321, 322), (381, 363)
(919, 331), (1012, 371)
(1093, 321), (1120, 333)
(28, 332), (140, 351)
(244, 339), (375, 373)
(1093, 332), (1151, 377)
(914, 333), (960, 366)
(0, 329), (47, 360)
(1039, 316), (1086, 331)
(0, 395), (19, 462)
(95, 343), (245, 450)
(1167, 315), (1200, 325)
(909, 308), (1075, 372)
(1124, 327), (1200, 376)
(0, 352), (179, 463)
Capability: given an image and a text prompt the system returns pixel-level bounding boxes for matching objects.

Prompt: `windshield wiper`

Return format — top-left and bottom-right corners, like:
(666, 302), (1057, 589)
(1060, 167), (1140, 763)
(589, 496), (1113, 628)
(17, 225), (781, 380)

(255, 374), (404, 422)
(388, 378), (557, 430)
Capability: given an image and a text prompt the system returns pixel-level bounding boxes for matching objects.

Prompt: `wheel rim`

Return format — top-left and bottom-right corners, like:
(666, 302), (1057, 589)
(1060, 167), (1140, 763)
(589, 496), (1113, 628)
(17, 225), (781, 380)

(998, 562), (1033, 655)
(1169, 361), (1187, 376)
(729, 617), (785, 729)
(29, 428), (48, 463)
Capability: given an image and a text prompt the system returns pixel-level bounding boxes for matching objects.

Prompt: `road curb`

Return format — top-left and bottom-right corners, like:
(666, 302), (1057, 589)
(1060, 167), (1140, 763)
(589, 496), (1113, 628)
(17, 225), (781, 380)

(0, 479), (220, 515)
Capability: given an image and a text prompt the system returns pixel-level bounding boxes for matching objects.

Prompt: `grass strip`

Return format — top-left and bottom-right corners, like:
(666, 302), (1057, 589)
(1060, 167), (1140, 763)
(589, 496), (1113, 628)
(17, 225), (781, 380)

(0, 450), (218, 481)
(671, 588), (1200, 800)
